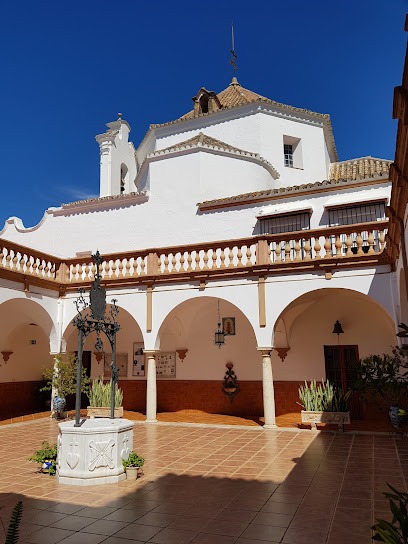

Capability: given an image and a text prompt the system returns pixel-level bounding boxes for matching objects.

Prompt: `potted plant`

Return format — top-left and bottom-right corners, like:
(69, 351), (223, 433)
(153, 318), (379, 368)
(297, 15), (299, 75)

(122, 452), (144, 480)
(28, 441), (57, 475)
(41, 353), (90, 419)
(351, 346), (408, 431)
(298, 379), (351, 431)
(86, 378), (124, 418)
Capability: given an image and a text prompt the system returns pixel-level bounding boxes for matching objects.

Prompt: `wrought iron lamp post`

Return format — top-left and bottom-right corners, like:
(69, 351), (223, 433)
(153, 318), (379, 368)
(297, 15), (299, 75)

(73, 251), (120, 427)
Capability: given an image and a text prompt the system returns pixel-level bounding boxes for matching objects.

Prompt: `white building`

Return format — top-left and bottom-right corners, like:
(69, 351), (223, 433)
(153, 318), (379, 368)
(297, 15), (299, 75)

(0, 77), (397, 425)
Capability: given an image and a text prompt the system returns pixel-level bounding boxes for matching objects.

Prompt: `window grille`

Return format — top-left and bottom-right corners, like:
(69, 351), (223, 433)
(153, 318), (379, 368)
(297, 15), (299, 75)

(328, 202), (386, 255)
(284, 144), (294, 167)
(260, 212), (310, 262)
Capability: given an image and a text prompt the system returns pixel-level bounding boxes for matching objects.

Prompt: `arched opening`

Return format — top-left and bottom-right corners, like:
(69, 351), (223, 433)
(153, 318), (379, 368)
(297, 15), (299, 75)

(62, 303), (145, 412)
(0, 298), (56, 420)
(271, 288), (396, 423)
(154, 296), (261, 419)
(120, 163), (128, 194)
(399, 268), (408, 325)
(198, 94), (209, 114)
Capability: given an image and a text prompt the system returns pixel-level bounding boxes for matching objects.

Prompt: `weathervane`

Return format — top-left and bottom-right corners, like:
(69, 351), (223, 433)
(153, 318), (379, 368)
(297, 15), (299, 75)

(230, 22), (237, 74)
(72, 251), (121, 426)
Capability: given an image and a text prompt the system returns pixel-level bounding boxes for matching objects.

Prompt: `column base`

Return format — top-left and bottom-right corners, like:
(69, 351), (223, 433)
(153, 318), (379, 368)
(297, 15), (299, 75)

(145, 418), (158, 423)
(263, 424), (278, 430)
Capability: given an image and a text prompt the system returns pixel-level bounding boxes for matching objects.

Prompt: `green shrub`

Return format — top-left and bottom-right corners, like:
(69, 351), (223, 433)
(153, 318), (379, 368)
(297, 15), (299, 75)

(28, 441), (57, 476)
(41, 353), (90, 398)
(122, 452), (144, 468)
(87, 378), (123, 407)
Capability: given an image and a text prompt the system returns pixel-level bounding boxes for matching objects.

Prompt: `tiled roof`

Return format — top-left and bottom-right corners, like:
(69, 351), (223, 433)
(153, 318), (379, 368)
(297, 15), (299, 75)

(147, 132), (279, 179)
(197, 158), (391, 210)
(180, 78), (270, 120)
(329, 157), (391, 182)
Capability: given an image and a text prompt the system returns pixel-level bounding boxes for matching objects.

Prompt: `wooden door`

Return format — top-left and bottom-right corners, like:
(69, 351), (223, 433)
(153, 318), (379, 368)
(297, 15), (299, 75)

(324, 345), (362, 418)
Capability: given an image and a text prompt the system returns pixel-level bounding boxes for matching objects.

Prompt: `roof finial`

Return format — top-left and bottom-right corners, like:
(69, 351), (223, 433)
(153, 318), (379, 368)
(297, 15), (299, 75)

(117, 112), (122, 120)
(230, 21), (238, 82)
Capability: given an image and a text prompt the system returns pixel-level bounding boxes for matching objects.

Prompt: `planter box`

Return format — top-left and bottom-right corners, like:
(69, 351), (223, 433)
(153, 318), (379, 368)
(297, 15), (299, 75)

(87, 406), (124, 418)
(301, 410), (350, 431)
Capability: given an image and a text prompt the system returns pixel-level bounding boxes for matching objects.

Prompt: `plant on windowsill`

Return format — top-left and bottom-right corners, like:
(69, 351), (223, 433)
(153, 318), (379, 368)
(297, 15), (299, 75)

(122, 451), (144, 480)
(298, 379), (351, 431)
(86, 378), (124, 418)
(350, 345), (408, 433)
(41, 353), (90, 419)
(28, 441), (58, 475)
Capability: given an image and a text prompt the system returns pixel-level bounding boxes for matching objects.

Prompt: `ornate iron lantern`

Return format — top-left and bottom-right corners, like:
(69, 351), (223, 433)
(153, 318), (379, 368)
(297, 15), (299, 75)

(214, 300), (225, 348)
(73, 251), (120, 427)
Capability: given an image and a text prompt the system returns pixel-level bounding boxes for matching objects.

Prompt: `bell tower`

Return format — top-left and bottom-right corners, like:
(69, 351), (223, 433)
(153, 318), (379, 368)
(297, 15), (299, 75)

(96, 114), (137, 197)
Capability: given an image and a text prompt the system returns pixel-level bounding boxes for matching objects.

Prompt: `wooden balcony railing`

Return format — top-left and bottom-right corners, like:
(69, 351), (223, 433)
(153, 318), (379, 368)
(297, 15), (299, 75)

(0, 220), (390, 293)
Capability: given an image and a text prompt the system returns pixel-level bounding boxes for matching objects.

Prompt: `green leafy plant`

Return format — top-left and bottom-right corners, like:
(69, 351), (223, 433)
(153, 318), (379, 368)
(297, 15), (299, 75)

(88, 378), (123, 408)
(351, 347), (408, 411)
(0, 501), (23, 544)
(298, 379), (350, 412)
(372, 484), (408, 542)
(28, 441), (57, 476)
(41, 353), (90, 398)
(122, 452), (145, 468)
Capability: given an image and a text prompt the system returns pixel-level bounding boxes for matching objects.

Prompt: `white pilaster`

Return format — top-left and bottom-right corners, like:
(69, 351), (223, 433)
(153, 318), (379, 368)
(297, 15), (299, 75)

(257, 347), (277, 429)
(145, 351), (158, 422)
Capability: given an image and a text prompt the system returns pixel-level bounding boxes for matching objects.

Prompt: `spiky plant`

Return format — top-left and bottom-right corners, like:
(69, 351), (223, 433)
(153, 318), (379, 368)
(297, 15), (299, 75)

(87, 378), (123, 408)
(298, 380), (349, 412)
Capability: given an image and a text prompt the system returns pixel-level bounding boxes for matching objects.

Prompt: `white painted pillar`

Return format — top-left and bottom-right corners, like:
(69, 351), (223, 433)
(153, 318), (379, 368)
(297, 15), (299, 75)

(257, 347), (277, 429)
(145, 351), (158, 423)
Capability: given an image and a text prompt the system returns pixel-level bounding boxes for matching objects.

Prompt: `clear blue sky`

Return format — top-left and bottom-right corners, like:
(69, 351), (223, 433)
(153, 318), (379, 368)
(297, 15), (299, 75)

(0, 1), (406, 228)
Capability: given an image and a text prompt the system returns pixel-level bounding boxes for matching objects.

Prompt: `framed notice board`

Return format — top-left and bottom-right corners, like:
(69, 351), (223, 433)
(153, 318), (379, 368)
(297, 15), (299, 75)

(156, 352), (176, 379)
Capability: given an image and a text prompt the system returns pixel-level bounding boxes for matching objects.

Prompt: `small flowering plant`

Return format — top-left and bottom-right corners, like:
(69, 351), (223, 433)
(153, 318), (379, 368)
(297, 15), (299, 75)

(122, 452), (144, 469)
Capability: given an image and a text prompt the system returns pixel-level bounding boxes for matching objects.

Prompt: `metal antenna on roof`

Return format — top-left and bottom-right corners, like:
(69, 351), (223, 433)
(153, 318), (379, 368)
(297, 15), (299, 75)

(230, 22), (237, 77)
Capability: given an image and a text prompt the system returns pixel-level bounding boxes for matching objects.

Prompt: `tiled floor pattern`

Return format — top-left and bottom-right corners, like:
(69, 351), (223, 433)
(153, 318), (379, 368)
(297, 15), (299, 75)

(0, 419), (405, 543)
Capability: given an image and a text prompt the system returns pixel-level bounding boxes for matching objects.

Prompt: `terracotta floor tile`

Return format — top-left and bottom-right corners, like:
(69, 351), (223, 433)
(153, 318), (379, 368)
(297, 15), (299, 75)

(25, 527), (74, 544)
(81, 519), (130, 535)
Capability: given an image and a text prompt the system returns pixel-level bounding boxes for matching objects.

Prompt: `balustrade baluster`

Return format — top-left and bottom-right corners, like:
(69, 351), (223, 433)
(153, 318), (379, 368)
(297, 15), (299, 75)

(237, 247), (243, 267)
(180, 253), (185, 271)
(379, 230), (385, 251)
(171, 254), (177, 273)
(304, 239), (311, 260)
(314, 238), (321, 259)
(294, 241), (301, 262)
(195, 252), (200, 270)
(203, 251), (209, 270)
(335, 236), (342, 257)
(324, 237), (332, 258)
(163, 255), (170, 273)
(275, 243), (282, 262)
(345, 235), (353, 256)
(246, 246), (252, 266)
(284, 241), (291, 262)
(187, 253), (193, 272)
(220, 248), (226, 269)
(367, 231), (375, 254)
(356, 233), (364, 255)
(124, 258), (131, 277)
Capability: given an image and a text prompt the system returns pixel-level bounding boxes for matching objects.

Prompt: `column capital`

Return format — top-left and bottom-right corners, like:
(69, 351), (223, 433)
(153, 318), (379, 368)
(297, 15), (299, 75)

(257, 347), (272, 356)
(144, 350), (159, 357)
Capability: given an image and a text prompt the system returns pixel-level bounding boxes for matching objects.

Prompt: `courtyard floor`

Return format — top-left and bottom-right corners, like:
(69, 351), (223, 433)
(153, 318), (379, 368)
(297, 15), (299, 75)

(0, 418), (405, 544)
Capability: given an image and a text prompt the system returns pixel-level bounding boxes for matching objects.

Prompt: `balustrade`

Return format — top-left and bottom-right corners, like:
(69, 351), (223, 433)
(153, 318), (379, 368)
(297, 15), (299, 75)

(0, 220), (389, 291)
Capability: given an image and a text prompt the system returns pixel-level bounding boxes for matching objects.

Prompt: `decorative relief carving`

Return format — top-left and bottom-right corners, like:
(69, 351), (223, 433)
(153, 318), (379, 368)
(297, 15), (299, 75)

(121, 434), (130, 460)
(66, 437), (80, 470)
(89, 439), (115, 471)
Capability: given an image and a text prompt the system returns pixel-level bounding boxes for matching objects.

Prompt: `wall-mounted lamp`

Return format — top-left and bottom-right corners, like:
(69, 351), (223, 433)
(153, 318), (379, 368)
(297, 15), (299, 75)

(1, 351), (13, 364)
(332, 320), (344, 335)
(214, 300), (225, 349)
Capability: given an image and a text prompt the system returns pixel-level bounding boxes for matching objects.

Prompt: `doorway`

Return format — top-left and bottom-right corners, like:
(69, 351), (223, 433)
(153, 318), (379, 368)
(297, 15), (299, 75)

(324, 345), (362, 418)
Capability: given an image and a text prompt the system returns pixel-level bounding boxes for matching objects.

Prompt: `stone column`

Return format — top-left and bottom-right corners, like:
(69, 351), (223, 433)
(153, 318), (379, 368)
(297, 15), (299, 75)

(257, 348), (277, 429)
(145, 351), (158, 423)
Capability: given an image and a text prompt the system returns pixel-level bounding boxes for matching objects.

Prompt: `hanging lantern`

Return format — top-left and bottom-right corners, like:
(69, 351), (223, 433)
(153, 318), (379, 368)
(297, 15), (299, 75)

(214, 300), (225, 348)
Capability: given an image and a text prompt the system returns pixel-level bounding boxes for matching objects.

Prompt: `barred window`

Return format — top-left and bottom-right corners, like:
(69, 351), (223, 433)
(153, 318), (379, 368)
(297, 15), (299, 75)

(260, 212), (310, 235)
(328, 201), (386, 227)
